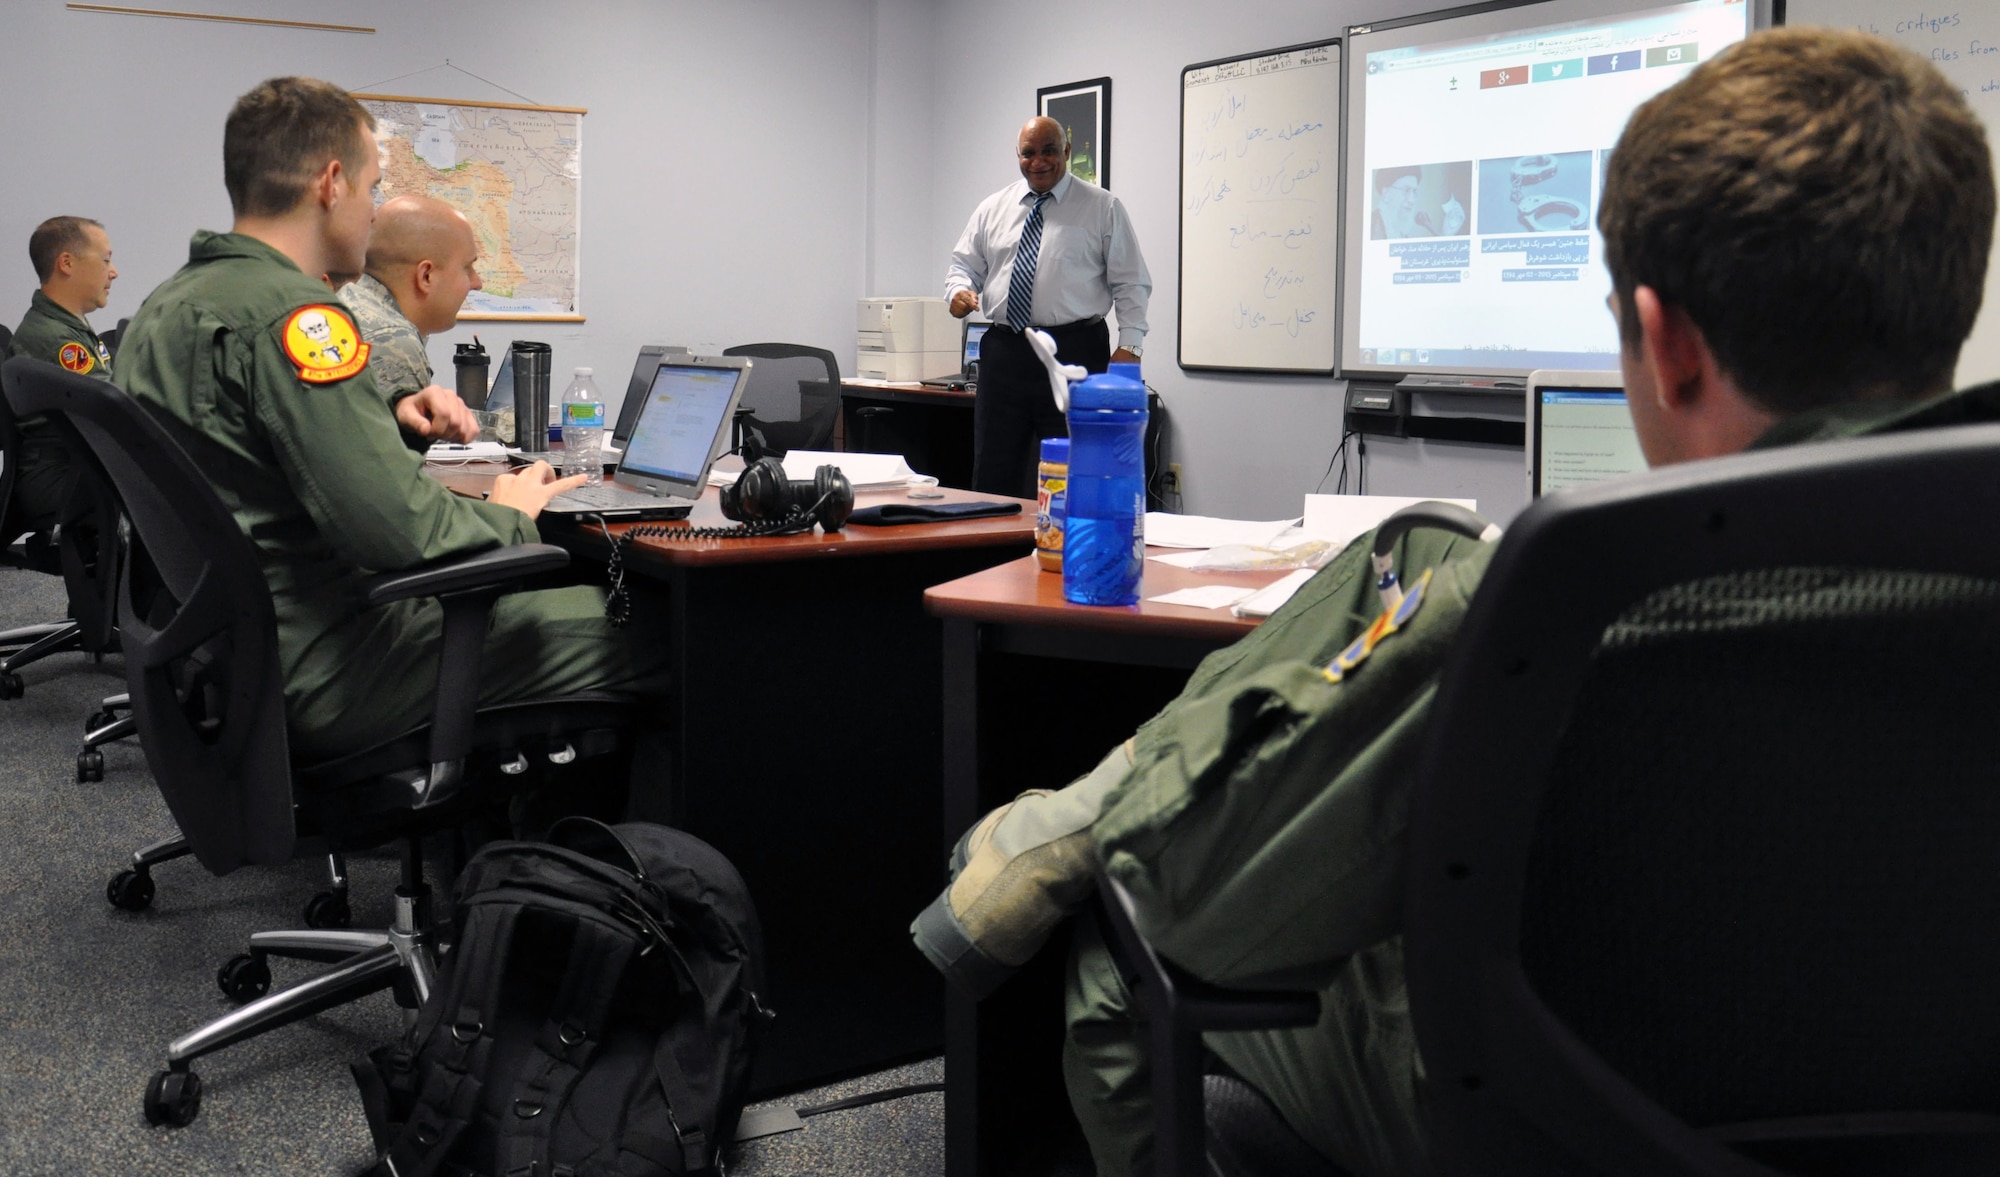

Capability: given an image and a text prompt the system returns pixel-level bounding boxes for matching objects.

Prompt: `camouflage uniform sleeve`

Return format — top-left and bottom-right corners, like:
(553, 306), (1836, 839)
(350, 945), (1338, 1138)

(245, 301), (534, 572)
(1095, 543), (1497, 990)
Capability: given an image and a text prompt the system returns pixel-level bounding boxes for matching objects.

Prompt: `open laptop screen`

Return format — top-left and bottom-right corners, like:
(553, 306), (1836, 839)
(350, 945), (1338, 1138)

(621, 363), (745, 487)
(964, 322), (990, 374)
(1529, 376), (1646, 497)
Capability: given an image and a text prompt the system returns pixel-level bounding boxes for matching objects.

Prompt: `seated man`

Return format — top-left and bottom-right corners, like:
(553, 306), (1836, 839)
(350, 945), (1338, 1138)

(115, 76), (669, 788)
(8, 216), (118, 533)
(915, 27), (1997, 1177)
(339, 194), (484, 444)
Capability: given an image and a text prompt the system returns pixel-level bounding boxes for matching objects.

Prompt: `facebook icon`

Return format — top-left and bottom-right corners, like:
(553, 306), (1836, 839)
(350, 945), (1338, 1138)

(1587, 51), (1642, 75)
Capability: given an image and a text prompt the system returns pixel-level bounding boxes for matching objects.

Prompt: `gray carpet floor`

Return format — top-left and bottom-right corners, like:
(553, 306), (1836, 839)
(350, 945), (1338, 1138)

(0, 562), (1005, 1175)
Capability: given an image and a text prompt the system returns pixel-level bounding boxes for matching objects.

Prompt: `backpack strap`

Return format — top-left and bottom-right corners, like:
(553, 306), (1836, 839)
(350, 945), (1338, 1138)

(651, 1001), (714, 1174)
(378, 899), (522, 1177)
(498, 915), (637, 1177)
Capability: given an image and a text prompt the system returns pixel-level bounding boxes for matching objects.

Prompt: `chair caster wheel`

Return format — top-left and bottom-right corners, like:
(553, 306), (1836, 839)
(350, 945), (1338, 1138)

(303, 891), (352, 930)
(0, 673), (22, 700)
(107, 869), (156, 912)
(144, 1068), (202, 1127)
(86, 710), (113, 730)
(217, 953), (271, 1004)
(77, 749), (105, 783)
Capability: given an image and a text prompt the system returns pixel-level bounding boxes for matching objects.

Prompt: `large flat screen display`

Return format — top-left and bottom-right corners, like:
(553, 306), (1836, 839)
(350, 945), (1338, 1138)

(1340, 0), (1769, 380)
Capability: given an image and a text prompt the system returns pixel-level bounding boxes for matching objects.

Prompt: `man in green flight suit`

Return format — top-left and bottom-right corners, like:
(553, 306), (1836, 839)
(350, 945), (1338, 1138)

(115, 76), (670, 792)
(915, 28), (1998, 1177)
(339, 193), (485, 431)
(9, 215), (119, 533)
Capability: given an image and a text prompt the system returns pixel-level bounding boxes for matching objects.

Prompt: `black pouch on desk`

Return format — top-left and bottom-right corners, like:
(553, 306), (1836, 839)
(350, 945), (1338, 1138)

(846, 501), (1023, 526)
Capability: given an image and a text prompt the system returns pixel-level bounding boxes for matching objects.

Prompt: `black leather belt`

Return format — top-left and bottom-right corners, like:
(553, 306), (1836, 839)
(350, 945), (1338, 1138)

(985, 316), (1105, 336)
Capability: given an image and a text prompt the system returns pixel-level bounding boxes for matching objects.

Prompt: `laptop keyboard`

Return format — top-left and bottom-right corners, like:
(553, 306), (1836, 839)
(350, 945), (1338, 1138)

(550, 484), (695, 511)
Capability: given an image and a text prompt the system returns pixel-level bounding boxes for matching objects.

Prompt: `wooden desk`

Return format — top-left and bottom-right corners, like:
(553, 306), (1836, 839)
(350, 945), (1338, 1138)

(838, 381), (977, 491)
(924, 555), (1286, 1177)
(432, 463), (1035, 1093)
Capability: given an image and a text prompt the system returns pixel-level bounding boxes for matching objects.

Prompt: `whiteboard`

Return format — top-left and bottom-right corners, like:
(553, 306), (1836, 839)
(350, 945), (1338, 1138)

(1178, 40), (1341, 373)
(1782, 3), (2000, 384)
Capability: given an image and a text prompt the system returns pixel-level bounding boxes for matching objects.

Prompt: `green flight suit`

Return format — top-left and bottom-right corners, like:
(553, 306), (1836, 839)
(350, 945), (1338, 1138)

(117, 231), (668, 760)
(1067, 381), (2000, 1177)
(8, 289), (114, 531)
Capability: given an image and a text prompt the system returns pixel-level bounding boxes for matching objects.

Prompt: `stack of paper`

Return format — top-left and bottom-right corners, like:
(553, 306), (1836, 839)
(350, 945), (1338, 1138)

(1141, 513), (1299, 550)
(1297, 494), (1477, 550)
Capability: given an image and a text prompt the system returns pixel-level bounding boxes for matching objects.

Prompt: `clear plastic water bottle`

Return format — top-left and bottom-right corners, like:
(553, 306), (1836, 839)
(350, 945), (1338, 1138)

(1062, 362), (1147, 606)
(560, 367), (606, 485)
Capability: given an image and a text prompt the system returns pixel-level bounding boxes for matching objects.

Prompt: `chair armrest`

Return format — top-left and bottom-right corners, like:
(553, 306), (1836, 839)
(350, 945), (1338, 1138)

(357, 543), (570, 608)
(1097, 866), (1321, 1177)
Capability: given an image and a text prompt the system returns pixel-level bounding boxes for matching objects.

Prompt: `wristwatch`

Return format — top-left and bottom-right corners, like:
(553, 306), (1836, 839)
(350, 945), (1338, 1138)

(1125, 344), (1144, 359)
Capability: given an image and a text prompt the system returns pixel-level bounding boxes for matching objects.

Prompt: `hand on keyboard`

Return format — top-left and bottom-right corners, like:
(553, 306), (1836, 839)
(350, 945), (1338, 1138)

(489, 460), (586, 520)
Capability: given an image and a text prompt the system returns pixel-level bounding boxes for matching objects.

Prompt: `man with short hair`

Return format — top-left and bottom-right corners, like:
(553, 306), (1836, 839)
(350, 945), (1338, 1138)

(340, 194), (484, 440)
(946, 115), (1151, 497)
(918, 28), (1998, 1177)
(115, 76), (668, 785)
(8, 216), (118, 532)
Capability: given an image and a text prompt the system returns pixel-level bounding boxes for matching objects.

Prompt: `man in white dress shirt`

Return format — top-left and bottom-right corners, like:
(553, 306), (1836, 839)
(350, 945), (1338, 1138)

(946, 116), (1152, 497)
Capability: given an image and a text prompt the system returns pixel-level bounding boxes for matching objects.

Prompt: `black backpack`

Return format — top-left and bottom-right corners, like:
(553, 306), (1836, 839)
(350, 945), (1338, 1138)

(354, 818), (774, 1177)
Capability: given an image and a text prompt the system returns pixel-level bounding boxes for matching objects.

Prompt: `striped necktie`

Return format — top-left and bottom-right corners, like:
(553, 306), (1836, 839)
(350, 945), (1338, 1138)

(1005, 191), (1053, 332)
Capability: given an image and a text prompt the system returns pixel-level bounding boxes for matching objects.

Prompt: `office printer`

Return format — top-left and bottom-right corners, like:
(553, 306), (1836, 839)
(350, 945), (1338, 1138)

(856, 297), (960, 382)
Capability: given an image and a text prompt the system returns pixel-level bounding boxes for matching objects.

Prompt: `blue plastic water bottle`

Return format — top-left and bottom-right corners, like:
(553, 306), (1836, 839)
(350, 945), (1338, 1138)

(1063, 362), (1148, 606)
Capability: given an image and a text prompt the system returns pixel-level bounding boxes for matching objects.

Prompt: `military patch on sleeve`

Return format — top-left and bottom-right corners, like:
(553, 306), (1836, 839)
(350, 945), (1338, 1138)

(1322, 568), (1433, 684)
(56, 341), (95, 374)
(280, 305), (371, 383)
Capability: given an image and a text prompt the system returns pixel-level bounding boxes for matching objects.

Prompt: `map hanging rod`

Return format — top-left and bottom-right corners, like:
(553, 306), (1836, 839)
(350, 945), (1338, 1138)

(66, 3), (375, 34)
(351, 61), (579, 114)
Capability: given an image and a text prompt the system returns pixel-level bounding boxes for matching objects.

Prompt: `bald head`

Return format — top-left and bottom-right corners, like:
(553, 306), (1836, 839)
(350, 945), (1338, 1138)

(1017, 116), (1071, 194)
(363, 194), (483, 334)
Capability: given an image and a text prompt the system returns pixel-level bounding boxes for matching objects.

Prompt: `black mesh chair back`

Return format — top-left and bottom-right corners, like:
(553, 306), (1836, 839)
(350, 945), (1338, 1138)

(2, 356), (292, 874)
(722, 342), (840, 457)
(1406, 421), (2000, 1175)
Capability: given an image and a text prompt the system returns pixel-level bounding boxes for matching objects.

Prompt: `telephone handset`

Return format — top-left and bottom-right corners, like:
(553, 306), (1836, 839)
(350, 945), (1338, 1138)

(599, 458), (856, 626)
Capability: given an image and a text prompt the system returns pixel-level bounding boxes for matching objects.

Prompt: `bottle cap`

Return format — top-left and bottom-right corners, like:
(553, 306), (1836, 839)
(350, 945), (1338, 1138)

(575, 367), (593, 376)
(1068, 367), (1148, 412)
(1040, 437), (1070, 463)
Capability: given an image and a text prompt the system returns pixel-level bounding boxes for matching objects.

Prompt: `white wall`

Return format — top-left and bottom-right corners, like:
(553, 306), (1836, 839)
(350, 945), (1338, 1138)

(920, 0), (1529, 522)
(0, 0), (877, 401)
(0, 0), (1526, 522)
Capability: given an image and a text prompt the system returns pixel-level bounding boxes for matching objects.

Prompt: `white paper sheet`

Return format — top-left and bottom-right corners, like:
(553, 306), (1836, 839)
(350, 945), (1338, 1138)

(1298, 494), (1478, 550)
(1232, 568), (1319, 618)
(1141, 512), (1300, 550)
(1146, 585), (1259, 610)
(708, 450), (927, 490)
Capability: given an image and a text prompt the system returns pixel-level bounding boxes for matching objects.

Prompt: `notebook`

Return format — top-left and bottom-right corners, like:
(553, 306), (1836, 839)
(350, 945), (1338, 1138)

(540, 357), (751, 521)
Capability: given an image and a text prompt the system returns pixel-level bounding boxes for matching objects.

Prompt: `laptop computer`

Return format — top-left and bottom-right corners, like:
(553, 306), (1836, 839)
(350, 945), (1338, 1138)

(920, 320), (989, 390)
(613, 344), (693, 445)
(540, 356), (751, 521)
(1525, 369), (1646, 500)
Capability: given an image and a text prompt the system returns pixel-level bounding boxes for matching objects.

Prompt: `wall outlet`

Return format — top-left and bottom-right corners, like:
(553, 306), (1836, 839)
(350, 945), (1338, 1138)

(1164, 463), (1183, 494)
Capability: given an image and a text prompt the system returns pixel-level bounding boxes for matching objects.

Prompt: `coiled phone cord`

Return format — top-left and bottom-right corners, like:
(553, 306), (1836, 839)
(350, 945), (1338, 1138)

(595, 496), (833, 627)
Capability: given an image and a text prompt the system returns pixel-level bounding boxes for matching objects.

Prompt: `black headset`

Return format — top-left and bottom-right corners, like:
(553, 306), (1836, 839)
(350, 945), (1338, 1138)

(718, 457), (855, 533)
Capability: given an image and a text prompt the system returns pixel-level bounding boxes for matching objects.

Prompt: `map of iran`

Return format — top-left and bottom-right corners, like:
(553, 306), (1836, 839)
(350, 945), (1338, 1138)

(357, 96), (584, 319)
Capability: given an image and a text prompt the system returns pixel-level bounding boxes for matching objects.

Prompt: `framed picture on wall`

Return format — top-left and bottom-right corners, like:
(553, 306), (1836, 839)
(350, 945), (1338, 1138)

(1037, 77), (1112, 189)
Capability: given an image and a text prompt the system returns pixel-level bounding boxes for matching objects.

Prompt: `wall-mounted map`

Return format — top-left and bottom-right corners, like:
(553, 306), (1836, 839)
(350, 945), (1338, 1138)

(353, 94), (584, 321)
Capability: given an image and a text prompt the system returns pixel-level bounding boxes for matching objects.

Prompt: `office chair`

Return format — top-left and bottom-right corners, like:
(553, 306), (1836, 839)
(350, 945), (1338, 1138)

(101, 316), (130, 358)
(722, 342), (841, 459)
(1403, 420), (2000, 1175)
(2, 356), (637, 1128)
(0, 359), (127, 739)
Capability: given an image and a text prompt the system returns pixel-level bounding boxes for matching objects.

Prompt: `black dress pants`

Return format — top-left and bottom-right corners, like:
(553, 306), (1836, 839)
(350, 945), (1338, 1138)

(973, 318), (1111, 498)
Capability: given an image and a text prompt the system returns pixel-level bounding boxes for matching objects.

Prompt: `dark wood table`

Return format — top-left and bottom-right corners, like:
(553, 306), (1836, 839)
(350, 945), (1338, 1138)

(432, 463), (1034, 1094)
(837, 381), (977, 490)
(924, 554), (1286, 1176)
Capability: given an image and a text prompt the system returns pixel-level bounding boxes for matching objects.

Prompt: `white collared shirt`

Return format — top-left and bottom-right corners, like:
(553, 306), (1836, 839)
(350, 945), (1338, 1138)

(945, 172), (1152, 349)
